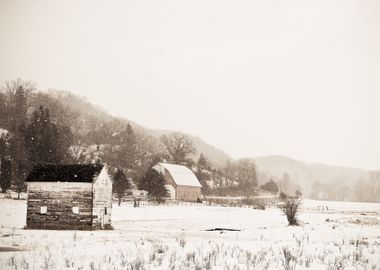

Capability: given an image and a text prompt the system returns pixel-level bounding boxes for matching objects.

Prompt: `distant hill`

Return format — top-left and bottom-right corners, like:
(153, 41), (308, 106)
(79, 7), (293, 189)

(37, 91), (370, 188)
(45, 90), (231, 167)
(254, 155), (368, 196)
(2, 87), (376, 201)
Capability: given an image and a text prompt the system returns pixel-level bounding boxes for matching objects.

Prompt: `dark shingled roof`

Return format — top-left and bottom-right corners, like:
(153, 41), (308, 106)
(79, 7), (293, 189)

(26, 164), (104, 183)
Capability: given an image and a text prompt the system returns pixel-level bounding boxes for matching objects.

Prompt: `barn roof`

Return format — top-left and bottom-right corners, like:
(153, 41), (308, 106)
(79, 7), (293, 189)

(155, 163), (202, 188)
(26, 164), (104, 183)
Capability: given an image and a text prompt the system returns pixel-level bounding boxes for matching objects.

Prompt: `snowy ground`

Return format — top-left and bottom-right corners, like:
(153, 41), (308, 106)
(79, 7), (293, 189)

(0, 199), (379, 269)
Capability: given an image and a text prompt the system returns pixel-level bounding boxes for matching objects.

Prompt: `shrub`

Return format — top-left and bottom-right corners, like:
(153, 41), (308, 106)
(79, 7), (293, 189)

(261, 179), (279, 195)
(281, 198), (300, 226)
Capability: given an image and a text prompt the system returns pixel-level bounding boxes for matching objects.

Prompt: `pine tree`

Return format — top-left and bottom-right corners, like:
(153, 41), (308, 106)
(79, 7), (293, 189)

(0, 133), (11, 193)
(8, 123), (30, 198)
(120, 123), (137, 170)
(25, 106), (73, 165)
(197, 153), (211, 171)
(0, 133), (10, 159)
(139, 168), (169, 203)
(108, 123), (138, 173)
(261, 179), (279, 195)
(11, 86), (28, 127)
(195, 153), (211, 193)
(0, 80), (35, 197)
(0, 158), (12, 193)
(113, 168), (131, 206)
(0, 92), (8, 128)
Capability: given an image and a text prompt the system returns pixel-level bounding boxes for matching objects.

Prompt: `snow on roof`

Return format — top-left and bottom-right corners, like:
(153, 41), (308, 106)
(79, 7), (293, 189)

(155, 163), (202, 188)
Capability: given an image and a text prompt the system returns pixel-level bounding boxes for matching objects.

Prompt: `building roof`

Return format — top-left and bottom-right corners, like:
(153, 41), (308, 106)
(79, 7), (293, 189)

(155, 163), (202, 188)
(26, 164), (104, 183)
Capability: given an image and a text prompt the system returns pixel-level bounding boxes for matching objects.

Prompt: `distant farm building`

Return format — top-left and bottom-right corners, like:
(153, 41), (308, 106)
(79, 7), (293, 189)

(25, 164), (112, 230)
(153, 163), (202, 202)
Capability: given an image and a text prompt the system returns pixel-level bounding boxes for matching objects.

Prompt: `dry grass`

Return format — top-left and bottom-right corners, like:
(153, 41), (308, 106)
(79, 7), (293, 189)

(1, 233), (379, 270)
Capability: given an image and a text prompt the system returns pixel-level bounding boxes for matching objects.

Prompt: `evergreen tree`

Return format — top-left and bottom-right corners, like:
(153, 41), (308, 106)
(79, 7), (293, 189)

(11, 86), (28, 127)
(139, 168), (169, 203)
(279, 191), (288, 201)
(195, 153), (211, 193)
(55, 124), (74, 162)
(0, 158), (12, 193)
(0, 133), (12, 193)
(295, 190), (302, 198)
(9, 123), (30, 198)
(119, 123), (138, 170)
(0, 133), (10, 159)
(25, 106), (73, 165)
(197, 153), (211, 171)
(0, 92), (8, 128)
(113, 168), (131, 206)
(108, 123), (138, 173)
(261, 179), (279, 195)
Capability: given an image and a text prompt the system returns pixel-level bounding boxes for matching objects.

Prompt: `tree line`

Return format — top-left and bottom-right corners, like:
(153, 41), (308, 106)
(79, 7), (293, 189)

(5, 79), (374, 203)
(0, 79), (261, 201)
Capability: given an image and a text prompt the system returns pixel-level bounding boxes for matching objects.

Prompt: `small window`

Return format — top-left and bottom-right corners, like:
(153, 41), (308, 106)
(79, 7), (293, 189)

(40, 206), (47, 214)
(104, 207), (107, 215)
(72, 207), (79, 215)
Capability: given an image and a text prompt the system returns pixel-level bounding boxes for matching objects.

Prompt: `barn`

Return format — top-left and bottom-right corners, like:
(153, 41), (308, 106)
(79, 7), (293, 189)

(25, 163), (112, 230)
(153, 163), (202, 202)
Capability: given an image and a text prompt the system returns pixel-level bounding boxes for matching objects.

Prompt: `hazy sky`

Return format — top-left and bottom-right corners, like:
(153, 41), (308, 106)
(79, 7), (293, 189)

(1, 0), (379, 170)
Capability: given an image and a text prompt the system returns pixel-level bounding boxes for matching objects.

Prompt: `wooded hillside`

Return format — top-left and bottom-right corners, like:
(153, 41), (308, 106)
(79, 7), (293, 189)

(0, 79), (257, 198)
(0, 79), (378, 202)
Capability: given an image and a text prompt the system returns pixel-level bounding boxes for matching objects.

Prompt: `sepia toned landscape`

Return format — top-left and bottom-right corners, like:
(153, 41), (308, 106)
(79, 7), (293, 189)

(1, 0), (379, 269)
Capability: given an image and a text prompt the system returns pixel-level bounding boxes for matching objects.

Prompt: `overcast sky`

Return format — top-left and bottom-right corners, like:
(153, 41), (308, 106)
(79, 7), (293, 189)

(1, 0), (379, 170)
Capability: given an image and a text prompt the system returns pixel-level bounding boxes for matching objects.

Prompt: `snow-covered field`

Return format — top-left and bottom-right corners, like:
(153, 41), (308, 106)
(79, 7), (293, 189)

(0, 199), (379, 269)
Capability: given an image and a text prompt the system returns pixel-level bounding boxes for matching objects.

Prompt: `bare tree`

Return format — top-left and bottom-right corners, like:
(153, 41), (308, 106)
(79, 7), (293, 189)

(68, 145), (88, 163)
(3, 78), (36, 94)
(235, 158), (257, 188)
(1, 78), (35, 131)
(160, 132), (196, 165)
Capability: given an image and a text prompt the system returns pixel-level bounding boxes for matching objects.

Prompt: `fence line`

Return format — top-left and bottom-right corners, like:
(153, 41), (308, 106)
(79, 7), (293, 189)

(117, 197), (275, 209)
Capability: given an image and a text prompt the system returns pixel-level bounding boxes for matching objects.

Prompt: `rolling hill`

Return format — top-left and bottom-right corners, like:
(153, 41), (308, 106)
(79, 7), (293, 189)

(45, 90), (231, 167)
(3, 88), (373, 200)
(254, 155), (368, 196)
(47, 90), (370, 193)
